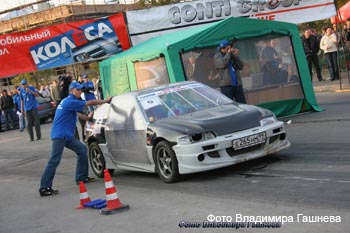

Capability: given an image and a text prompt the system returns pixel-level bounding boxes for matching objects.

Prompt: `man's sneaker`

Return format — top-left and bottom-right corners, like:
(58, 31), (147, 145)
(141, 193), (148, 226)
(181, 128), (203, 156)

(39, 187), (59, 197)
(76, 177), (95, 185)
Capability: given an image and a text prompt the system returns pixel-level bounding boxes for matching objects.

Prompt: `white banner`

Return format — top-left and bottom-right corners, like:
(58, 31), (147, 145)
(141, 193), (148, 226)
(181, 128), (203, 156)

(126, 0), (336, 45)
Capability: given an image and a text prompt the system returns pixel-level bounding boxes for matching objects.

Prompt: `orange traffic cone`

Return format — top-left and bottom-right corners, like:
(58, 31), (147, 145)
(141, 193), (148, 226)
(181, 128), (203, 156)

(76, 181), (92, 209)
(100, 169), (129, 215)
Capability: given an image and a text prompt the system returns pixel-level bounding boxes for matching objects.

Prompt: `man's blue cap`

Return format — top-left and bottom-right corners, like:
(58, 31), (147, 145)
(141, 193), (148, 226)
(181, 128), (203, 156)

(82, 74), (88, 79)
(21, 79), (27, 85)
(219, 40), (230, 48)
(69, 81), (84, 90)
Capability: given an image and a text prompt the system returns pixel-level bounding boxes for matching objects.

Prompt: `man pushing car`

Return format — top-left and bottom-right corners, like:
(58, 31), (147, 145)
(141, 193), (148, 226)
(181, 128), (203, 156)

(39, 81), (112, 197)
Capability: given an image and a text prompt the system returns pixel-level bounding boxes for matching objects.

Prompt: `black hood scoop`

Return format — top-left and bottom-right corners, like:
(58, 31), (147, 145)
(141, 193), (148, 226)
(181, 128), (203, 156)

(155, 105), (262, 136)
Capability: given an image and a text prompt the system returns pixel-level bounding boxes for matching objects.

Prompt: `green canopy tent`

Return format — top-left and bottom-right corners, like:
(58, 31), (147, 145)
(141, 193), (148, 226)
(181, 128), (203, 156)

(99, 17), (322, 117)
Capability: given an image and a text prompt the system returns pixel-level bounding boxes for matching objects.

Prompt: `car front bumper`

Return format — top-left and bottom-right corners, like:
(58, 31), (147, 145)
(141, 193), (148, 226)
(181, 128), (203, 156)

(173, 122), (291, 174)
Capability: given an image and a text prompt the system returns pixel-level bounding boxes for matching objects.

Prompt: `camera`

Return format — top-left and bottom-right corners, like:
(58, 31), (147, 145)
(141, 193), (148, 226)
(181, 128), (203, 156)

(81, 86), (88, 92)
(229, 38), (237, 48)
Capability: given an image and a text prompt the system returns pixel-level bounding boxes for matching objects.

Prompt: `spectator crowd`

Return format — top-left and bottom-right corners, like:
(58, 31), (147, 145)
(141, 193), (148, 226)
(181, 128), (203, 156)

(0, 73), (102, 135)
(301, 19), (350, 82)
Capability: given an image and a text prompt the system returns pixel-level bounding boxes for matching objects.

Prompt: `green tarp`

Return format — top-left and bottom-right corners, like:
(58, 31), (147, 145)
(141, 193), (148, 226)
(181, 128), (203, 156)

(99, 17), (322, 117)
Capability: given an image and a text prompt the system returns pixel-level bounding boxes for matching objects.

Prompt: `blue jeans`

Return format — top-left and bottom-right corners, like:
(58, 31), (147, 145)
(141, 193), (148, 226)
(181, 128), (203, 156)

(40, 138), (88, 190)
(325, 52), (339, 80)
(3, 109), (15, 130)
(220, 85), (247, 103)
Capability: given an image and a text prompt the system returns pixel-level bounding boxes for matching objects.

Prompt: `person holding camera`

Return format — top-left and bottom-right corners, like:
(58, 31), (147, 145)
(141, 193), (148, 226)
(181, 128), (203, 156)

(58, 73), (72, 100)
(214, 40), (247, 103)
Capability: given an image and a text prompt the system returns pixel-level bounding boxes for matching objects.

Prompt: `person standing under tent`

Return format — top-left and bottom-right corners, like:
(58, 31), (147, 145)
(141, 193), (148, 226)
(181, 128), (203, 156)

(214, 40), (247, 103)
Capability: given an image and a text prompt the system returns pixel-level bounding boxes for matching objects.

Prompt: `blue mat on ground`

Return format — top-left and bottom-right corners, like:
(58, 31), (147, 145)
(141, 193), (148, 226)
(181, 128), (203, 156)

(83, 199), (107, 209)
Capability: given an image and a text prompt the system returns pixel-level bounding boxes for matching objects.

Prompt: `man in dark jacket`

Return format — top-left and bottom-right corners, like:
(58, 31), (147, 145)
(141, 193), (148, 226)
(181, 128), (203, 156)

(302, 29), (324, 82)
(0, 89), (15, 131)
(58, 73), (72, 100)
(213, 40), (246, 103)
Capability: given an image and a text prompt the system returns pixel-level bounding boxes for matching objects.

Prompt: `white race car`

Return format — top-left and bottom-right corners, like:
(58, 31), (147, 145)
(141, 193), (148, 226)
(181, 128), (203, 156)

(86, 81), (291, 183)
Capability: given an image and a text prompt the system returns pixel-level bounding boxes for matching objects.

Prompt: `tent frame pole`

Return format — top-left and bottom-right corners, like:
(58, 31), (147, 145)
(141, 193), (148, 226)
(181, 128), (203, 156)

(334, 0), (350, 90)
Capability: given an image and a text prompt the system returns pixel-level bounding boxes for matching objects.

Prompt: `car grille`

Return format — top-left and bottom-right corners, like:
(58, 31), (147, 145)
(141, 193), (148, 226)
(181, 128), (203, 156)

(89, 47), (107, 58)
(226, 144), (264, 157)
(268, 135), (280, 144)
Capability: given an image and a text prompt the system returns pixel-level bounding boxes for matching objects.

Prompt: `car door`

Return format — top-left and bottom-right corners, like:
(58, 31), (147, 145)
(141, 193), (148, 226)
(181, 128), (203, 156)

(105, 94), (150, 164)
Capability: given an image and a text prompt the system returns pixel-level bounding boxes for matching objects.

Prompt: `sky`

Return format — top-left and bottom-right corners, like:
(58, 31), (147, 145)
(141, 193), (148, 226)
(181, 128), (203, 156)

(0, 0), (58, 12)
(0, 0), (121, 13)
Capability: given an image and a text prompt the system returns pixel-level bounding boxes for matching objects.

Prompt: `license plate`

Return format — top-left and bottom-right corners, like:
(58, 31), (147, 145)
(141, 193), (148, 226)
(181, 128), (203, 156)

(232, 132), (266, 150)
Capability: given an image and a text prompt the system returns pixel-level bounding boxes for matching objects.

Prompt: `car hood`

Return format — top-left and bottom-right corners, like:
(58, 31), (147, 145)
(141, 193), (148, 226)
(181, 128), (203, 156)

(152, 104), (265, 136)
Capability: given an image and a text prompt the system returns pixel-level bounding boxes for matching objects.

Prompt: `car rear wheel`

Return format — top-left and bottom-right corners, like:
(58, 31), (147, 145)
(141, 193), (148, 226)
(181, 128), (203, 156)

(88, 142), (114, 178)
(154, 141), (180, 183)
(40, 117), (48, 124)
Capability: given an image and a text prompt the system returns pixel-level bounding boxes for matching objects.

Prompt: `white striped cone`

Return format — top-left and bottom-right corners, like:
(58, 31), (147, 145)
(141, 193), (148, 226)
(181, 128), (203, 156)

(76, 181), (91, 209)
(100, 169), (129, 215)
(104, 169), (122, 209)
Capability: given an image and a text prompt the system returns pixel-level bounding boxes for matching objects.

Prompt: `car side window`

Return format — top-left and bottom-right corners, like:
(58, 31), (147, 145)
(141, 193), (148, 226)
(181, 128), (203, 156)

(108, 95), (145, 130)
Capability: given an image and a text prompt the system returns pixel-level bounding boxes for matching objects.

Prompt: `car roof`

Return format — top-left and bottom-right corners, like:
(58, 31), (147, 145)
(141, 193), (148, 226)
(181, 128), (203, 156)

(125, 81), (202, 97)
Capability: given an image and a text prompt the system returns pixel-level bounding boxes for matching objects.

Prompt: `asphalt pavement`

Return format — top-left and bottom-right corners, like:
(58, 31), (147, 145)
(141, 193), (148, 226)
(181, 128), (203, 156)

(0, 91), (349, 233)
(312, 70), (350, 92)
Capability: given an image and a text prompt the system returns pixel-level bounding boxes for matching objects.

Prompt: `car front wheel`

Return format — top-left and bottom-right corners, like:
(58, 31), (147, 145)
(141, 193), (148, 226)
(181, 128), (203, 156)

(88, 142), (114, 178)
(154, 141), (180, 183)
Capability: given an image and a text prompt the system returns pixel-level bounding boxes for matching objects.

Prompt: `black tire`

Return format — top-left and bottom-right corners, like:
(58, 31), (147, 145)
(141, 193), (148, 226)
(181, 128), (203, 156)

(40, 117), (48, 124)
(154, 141), (180, 183)
(88, 142), (114, 178)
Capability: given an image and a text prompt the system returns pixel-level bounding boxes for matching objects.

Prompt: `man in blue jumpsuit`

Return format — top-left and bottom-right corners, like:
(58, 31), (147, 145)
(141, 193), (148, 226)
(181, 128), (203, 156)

(20, 79), (41, 141)
(39, 81), (112, 196)
(81, 74), (96, 113)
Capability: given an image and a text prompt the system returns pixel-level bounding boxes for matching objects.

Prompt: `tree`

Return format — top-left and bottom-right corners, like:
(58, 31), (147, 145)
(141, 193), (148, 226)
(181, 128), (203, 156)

(138, 0), (181, 7)
(335, 0), (348, 9)
(298, 0), (349, 34)
(13, 73), (34, 87)
(13, 69), (55, 88)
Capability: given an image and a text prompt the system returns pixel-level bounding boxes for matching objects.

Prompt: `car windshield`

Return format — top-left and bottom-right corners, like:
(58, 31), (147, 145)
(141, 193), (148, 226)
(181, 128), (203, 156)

(36, 96), (50, 104)
(138, 83), (233, 122)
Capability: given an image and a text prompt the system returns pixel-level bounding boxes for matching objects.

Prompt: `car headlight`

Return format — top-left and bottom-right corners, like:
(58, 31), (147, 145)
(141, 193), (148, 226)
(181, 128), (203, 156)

(74, 53), (90, 62)
(177, 131), (216, 145)
(260, 116), (277, 126)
